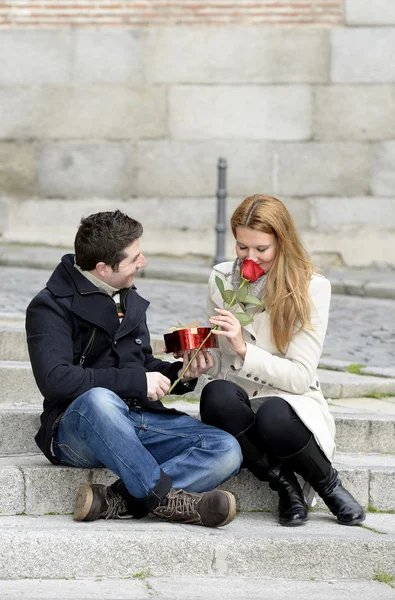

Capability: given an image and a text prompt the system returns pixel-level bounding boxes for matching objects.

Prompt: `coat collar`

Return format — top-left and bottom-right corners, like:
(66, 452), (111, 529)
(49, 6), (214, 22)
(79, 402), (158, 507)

(46, 255), (149, 338)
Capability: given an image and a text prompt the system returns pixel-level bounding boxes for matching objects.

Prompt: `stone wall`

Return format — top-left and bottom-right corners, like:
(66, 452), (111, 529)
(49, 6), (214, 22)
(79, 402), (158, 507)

(1, 0), (395, 268)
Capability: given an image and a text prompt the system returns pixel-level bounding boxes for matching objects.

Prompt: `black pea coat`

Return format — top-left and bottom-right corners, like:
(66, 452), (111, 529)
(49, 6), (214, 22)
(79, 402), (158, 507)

(26, 254), (196, 464)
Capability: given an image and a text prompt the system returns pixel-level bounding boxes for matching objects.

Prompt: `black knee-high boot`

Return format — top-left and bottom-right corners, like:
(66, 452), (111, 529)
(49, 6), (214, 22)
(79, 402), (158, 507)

(236, 423), (308, 527)
(282, 435), (365, 526)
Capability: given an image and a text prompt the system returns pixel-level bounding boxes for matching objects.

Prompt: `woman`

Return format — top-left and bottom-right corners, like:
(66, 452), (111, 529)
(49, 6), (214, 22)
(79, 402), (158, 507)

(200, 194), (365, 527)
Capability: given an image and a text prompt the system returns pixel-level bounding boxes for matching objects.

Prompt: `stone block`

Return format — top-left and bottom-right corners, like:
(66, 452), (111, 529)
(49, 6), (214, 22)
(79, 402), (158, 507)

(0, 328), (29, 362)
(310, 197), (395, 230)
(0, 86), (166, 140)
(345, 0), (395, 25)
(331, 28), (395, 83)
(72, 29), (143, 84)
(24, 465), (90, 515)
(303, 229), (395, 269)
(169, 85), (311, 141)
(313, 85), (395, 141)
(37, 143), (135, 198)
(145, 27), (329, 83)
(370, 471), (395, 511)
(0, 197), (8, 234)
(0, 408), (40, 455)
(0, 31), (71, 85)
(335, 417), (395, 454)
(0, 467), (24, 515)
(0, 144), (36, 196)
(371, 142), (395, 195)
(275, 143), (370, 196)
(0, 361), (42, 405)
(137, 141), (275, 197)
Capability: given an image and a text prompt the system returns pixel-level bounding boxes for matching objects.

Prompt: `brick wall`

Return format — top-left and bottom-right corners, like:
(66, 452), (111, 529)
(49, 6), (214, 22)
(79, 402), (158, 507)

(1, 1), (343, 28)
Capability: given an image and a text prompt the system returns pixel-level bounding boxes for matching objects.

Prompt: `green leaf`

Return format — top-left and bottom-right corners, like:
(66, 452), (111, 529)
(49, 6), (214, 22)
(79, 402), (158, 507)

(234, 312), (253, 326)
(243, 294), (264, 307)
(237, 302), (247, 312)
(236, 286), (248, 303)
(215, 276), (225, 295)
(222, 290), (234, 305)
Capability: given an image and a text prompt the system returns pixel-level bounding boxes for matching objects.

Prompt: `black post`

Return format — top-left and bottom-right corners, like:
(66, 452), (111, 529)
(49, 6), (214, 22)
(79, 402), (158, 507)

(213, 157), (227, 266)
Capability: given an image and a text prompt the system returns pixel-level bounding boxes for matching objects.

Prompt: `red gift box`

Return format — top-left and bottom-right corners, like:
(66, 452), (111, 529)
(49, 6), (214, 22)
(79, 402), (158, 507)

(164, 327), (217, 353)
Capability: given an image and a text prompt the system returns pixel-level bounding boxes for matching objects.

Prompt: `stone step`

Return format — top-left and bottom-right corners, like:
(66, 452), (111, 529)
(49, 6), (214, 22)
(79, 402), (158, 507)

(2, 359), (395, 408)
(1, 452), (394, 516)
(1, 402), (395, 456)
(1, 577), (395, 600)
(0, 513), (394, 581)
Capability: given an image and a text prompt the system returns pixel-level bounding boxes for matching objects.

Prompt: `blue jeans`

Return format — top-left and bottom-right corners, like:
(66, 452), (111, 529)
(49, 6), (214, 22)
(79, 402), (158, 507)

(53, 387), (242, 499)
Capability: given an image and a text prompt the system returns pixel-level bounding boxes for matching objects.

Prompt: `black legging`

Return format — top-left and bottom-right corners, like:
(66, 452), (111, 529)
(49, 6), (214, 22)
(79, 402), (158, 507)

(200, 379), (311, 458)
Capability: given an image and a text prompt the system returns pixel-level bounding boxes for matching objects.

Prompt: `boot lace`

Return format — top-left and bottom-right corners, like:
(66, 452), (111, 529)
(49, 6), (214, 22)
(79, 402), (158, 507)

(157, 489), (199, 519)
(102, 488), (129, 519)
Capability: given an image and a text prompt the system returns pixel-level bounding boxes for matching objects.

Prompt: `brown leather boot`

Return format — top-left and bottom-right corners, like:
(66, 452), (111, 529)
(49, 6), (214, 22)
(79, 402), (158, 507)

(152, 488), (236, 527)
(73, 483), (131, 521)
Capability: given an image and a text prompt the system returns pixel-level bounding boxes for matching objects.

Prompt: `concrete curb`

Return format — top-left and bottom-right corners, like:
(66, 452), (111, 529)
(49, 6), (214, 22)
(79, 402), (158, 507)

(0, 513), (394, 580)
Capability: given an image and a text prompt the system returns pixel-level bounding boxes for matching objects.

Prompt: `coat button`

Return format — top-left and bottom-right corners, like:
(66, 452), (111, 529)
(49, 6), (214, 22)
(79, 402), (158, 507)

(261, 381), (267, 385)
(230, 365), (236, 371)
(253, 391), (258, 397)
(134, 338), (142, 345)
(114, 340), (117, 346)
(316, 380), (320, 387)
(254, 377), (259, 381)
(250, 334), (256, 341)
(246, 373), (251, 378)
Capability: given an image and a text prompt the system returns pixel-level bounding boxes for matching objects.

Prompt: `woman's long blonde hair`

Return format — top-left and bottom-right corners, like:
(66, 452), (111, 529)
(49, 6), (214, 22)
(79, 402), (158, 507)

(231, 194), (315, 354)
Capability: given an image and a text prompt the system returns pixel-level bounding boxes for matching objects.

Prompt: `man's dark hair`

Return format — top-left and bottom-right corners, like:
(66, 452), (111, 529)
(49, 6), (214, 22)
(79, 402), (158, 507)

(74, 210), (143, 271)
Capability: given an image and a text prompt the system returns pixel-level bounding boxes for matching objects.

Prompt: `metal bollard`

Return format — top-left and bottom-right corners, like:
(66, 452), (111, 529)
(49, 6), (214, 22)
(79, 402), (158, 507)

(213, 157), (228, 266)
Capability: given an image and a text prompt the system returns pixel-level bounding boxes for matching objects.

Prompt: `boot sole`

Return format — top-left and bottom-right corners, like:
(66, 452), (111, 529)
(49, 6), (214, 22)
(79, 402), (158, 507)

(279, 516), (308, 527)
(73, 483), (94, 522)
(337, 514), (366, 526)
(217, 491), (237, 527)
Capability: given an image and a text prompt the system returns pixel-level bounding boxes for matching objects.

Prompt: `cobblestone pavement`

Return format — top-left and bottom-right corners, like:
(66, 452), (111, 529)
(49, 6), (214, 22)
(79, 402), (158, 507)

(1, 266), (394, 369)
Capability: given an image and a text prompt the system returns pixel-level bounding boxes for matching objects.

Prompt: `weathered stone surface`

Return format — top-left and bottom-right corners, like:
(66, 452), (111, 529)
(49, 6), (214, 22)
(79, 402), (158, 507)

(345, 0), (395, 25)
(274, 143), (370, 196)
(72, 29), (143, 84)
(0, 31), (71, 85)
(0, 198), (8, 234)
(0, 408), (40, 455)
(24, 464), (90, 515)
(0, 144), (36, 195)
(0, 466), (24, 515)
(371, 142), (395, 195)
(313, 85), (395, 141)
(0, 328), (30, 362)
(0, 86), (166, 140)
(331, 28), (395, 83)
(370, 471), (395, 511)
(37, 143), (135, 198)
(0, 513), (394, 580)
(169, 85), (312, 141)
(145, 27), (329, 83)
(0, 361), (42, 405)
(310, 197), (395, 230)
(137, 141), (275, 197)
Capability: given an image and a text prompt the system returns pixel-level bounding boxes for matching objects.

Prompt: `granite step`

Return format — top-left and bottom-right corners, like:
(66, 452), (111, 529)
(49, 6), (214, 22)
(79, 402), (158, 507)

(1, 452), (394, 516)
(2, 576), (395, 600)
(2, 359), (395, 407)
(0, 513), (394, 581)
(1, 400), (395, 456)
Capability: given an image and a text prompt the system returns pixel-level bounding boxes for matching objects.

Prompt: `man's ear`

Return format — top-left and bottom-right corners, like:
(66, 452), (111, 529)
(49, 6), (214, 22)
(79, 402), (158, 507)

(95, 262), (110, 278)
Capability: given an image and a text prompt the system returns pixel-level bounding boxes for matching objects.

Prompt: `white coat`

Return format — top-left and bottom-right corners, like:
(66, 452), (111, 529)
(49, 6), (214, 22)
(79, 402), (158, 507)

(206, 262), (336, 466)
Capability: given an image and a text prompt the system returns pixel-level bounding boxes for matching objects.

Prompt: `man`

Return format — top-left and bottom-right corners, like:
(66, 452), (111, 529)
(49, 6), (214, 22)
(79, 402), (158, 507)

(26, 210), (242, 527)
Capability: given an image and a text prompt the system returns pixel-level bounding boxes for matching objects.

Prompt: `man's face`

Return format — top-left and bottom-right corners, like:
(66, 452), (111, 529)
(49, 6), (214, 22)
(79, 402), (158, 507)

(100, 239), (147, 289)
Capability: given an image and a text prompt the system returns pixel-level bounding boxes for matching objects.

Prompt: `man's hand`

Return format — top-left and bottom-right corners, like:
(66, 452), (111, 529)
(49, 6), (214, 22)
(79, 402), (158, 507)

(177, 349), (214, 381)
(146, 372), (171, 400)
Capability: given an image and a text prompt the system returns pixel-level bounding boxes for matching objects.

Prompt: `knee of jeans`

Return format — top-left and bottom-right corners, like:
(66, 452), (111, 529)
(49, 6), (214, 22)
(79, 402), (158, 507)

(72, 387), (125, 418)
(219, 433), (243, 477)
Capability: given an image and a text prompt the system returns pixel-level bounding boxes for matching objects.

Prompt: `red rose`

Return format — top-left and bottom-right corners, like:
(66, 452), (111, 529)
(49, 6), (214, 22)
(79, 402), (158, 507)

(241, 259), (265, 283)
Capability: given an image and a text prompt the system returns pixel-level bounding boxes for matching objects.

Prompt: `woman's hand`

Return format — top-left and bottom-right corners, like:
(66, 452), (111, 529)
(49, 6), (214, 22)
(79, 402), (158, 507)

(176, 349), (215, 381)
(209, 308), (247, 359)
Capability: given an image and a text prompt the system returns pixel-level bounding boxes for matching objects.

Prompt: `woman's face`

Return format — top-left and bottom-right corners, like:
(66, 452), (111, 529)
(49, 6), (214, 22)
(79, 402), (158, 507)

(235, 226), (277, 273)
